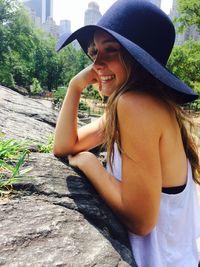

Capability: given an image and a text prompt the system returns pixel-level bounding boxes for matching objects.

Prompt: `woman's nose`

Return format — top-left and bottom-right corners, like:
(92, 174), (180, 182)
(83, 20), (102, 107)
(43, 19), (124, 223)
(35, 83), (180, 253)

(93, 53), (106, 70)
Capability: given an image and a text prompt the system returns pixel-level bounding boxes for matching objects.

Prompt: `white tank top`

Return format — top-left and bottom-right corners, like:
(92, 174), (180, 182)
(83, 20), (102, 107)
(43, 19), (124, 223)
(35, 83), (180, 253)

(106, 143), (200, 267)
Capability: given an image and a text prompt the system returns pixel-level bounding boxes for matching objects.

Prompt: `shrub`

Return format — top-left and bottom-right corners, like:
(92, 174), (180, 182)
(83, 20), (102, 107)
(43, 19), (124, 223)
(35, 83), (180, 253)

(30, 78), (43, 95)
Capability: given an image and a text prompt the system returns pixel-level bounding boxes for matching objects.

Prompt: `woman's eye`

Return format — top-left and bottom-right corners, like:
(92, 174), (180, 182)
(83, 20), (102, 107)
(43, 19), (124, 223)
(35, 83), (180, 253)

(105, 47), (119, 53)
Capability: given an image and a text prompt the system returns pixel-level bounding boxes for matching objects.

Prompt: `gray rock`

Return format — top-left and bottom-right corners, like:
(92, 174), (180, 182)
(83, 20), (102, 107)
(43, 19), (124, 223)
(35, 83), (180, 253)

(0, 85), (57, 144)
(0, 86), (137, 267)
(0, 85), (91, 144)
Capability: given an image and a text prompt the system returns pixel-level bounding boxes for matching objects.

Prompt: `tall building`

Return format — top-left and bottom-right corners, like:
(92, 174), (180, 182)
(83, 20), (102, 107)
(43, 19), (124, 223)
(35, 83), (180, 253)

(148, 0), (161, 8)
(84, 1), (102, 26)
(59, 20), (71, 37)
(23, 0), (53, 24)
(43, 0), (53, 23)
(42, 17), (59, 38)
(170, 0), (200, 45)
(23, 0), (59, 38)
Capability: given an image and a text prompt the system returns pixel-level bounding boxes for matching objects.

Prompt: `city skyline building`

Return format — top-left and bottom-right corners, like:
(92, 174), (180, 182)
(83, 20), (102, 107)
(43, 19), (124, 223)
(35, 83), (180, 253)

(23, 0), (200, 44)
(149, 0), (161, 8)
(170, 0), (200, 45)
(84, 1), (102, 26)
(42, 17), (59, 38)
(59, 19), (71, 37)
(23, 0), (60, 38)
(23, 0), (53, 24)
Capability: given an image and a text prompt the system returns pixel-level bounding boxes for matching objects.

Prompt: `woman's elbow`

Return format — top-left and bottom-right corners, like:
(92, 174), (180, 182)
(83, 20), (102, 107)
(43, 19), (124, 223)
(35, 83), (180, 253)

(53, 144), (71, 158)
(130, 226), (153, 237)
(127, 220), (156, 236)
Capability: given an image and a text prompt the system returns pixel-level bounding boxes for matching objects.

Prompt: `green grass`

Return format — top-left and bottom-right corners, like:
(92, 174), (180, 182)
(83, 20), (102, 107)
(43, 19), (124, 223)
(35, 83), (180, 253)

(0, 134), (32, 197)
(0, 132), (55, 197)
(37, 134), (54, 153)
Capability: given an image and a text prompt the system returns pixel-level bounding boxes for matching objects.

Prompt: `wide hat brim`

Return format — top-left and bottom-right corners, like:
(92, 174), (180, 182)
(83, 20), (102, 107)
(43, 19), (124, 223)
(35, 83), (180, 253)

(56, 25), (198, 104)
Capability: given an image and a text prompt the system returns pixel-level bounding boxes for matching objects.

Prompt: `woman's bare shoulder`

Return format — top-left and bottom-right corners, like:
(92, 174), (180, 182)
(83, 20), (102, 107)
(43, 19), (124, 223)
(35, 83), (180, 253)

(117, 90), (170, 128)
(118, 90), (168, 111)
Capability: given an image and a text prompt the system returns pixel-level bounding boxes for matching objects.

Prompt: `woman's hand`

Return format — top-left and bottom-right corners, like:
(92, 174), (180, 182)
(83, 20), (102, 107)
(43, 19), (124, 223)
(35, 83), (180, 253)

(68, 151), (98, 170)
(69, 64), (100, 93)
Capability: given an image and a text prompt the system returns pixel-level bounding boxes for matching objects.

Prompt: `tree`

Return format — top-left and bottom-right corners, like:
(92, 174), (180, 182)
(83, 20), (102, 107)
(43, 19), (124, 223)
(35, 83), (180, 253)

(167, 40), (200, 92)
(0, 0), (19, 63)
(56, 45), (91, 88)
(176, 0), (200, 33)
(0, 0), (93, 94)
(0, 0), (37, 87)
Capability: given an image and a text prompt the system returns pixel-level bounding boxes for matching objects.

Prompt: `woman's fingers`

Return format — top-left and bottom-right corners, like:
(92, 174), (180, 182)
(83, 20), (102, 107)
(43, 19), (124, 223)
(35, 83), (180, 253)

(68, 154), (76, 166)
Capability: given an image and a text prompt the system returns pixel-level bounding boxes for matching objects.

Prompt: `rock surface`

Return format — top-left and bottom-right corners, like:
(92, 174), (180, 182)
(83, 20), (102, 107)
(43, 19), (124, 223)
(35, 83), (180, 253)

(0, 85), (57, 144)
(0, 85), (91, 145)
(0, 86), (136, 267)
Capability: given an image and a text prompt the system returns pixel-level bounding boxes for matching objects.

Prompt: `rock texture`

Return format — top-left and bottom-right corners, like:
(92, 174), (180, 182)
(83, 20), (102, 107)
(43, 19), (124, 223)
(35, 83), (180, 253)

(0, 85), (90, 145)
(0, 86), (136, 267)
(0, 85), (57, 144)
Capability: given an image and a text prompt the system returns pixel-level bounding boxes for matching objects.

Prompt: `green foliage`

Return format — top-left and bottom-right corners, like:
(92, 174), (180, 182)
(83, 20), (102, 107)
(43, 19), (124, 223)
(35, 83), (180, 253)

(0, 0), (80, 91)
(0, 138), (26, 160)
(185, 98), (200, 112)
(58, 45), (91, 87)
(82, 85), (102, 101)
(192, 81), (200, 94)
(0, 66), (15, 88)
(0, 134), (31, 197)
(167, 40), (200, 87)
(37, 135), (54, 153)
(30, 78), (43, 95)
(52, 86), (67, 107)
(0, 1), (36, 87)
(167, 40), (200, 111)
(0, 0), (94, 95)
(175, 0), (200, 33)
(0, 0), (18, 23)
(79, 100), (90, 112)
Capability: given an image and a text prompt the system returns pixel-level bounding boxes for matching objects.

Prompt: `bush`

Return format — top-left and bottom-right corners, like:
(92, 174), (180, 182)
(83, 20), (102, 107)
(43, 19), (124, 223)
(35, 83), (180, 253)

(0, 69), (15, 88)
(30, 78), (43, 95)
(52, 86), (66, 107)
(79, 100), (89, 111)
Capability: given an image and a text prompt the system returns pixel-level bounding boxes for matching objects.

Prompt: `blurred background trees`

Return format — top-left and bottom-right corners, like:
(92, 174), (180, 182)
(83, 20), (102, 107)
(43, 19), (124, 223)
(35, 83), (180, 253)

(175, 0), (200, 32)
(0, 0), (90, 93)
(167, 0), (200, 110)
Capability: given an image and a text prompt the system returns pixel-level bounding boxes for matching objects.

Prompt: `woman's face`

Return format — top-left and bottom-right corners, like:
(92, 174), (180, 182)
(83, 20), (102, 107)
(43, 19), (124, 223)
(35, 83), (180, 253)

(88, 30), (128, 96)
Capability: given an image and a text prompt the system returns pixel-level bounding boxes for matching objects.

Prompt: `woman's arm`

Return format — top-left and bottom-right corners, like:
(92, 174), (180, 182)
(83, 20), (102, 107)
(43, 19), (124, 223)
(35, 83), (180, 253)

(117, 92), (163, 235)
(53, 65), (105, 157)
(68, 92), (164, 236)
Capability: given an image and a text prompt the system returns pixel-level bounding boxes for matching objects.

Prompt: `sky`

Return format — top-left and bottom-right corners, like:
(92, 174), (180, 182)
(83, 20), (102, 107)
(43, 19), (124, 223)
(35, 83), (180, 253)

(53, 0), (173, 32)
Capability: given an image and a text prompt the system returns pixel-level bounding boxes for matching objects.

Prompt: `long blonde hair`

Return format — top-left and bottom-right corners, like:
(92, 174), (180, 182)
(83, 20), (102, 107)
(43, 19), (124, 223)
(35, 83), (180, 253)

(103, 51), (200, 185)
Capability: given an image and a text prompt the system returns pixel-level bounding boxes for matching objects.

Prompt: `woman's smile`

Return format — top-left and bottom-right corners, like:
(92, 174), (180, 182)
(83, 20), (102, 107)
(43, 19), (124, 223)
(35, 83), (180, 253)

(99, 75), (115, 83)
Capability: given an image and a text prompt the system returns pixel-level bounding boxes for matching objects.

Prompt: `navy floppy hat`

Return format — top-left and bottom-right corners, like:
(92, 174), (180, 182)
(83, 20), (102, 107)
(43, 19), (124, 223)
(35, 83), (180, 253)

(56, 0), (198, 103)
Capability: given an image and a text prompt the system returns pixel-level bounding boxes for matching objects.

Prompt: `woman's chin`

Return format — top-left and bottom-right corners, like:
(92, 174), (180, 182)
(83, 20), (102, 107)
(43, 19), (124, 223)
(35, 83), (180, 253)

(93, 83), (115, 97)
(100, 87), (115, 97)
(101, 91), (112, 97)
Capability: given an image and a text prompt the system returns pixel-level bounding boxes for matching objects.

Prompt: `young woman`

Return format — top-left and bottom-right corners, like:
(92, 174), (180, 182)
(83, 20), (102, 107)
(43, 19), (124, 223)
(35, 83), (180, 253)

(54, 1), (200, 266)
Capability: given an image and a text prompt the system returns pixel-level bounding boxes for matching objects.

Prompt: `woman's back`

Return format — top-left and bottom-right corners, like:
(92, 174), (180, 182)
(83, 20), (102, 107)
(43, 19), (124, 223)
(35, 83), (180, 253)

(156, 95), (188, 188)
(119, 90), (188, 188)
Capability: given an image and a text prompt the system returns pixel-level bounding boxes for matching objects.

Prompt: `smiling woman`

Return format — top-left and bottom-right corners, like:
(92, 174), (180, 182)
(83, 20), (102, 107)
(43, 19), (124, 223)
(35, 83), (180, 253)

(53, 1), (200, 266)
